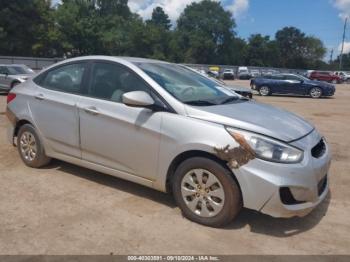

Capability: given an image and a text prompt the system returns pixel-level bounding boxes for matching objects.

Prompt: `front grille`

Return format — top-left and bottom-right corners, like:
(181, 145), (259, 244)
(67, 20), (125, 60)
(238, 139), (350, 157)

(318, 176), (327, 196)
(311, 139), (326, 158)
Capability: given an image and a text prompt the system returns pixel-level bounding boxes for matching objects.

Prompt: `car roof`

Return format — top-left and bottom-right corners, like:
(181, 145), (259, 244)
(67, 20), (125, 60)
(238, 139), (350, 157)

(58, 56), (169, 64)
(0, 64), (27, 67)
(39, 56), (173, 73)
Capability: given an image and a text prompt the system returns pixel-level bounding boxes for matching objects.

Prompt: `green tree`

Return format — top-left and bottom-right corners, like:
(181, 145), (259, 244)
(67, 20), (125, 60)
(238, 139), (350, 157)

(147, 6), (171, 30)
(96, 0), (131, 17)
(245, 34), (281, 67)
(54, 0), (134, 57)
(175, 0), (236, 64)
(0, 0), (56, 56)
(275, 27), (326, 69)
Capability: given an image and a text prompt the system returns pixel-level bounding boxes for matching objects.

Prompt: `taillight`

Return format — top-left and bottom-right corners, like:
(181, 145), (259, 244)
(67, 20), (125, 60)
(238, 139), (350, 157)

(7, 93), (16, 104)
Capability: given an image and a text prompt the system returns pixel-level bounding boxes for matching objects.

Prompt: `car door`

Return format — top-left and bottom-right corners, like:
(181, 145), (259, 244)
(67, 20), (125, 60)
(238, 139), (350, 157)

(283, 75), (305, 94)
(29, 62), (88, 158)
(77, 61), (163, 180)
(0, 66), (11, 90)
(318, 72), (328, 82)
(269, 75), (287, 94)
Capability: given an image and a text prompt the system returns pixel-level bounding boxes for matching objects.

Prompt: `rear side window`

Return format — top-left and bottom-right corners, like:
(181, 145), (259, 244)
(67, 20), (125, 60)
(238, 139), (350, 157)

(39, 63), (87, 94)
(284, 75), (300, 81)
(88, 62), (150, 103)
(268, 75), (284, 80)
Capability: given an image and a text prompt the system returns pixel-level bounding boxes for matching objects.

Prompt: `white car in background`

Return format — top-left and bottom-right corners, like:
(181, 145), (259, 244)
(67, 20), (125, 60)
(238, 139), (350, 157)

(334, 71), (350, 82)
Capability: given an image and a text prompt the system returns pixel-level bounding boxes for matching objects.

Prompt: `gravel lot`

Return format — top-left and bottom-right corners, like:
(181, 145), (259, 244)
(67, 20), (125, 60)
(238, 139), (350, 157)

(0, 81), (349, 255)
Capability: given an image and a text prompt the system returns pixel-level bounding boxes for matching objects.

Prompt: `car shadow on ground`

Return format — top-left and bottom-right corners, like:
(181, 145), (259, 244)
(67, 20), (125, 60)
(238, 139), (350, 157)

(44, 159), (177, 208)
(44, 159), (330, 237)
(259, 94), (334, 99)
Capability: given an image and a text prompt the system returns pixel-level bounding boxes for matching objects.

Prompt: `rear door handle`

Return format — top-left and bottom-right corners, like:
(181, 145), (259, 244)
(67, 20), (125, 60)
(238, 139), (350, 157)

(83, 106), (100, 116)
(34, 94), (45, 100)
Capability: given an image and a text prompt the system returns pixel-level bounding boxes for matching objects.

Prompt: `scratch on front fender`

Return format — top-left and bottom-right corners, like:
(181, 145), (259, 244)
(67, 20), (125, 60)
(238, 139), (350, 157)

(214, 133), (255, 169)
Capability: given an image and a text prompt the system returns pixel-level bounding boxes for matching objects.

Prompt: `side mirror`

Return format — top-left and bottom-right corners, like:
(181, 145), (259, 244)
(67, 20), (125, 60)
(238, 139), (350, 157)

(122, 91), (155, 109)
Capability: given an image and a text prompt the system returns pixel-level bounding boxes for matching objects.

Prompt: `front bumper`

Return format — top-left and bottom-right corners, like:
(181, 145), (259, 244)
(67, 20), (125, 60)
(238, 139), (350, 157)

(235, 129), (331, 218)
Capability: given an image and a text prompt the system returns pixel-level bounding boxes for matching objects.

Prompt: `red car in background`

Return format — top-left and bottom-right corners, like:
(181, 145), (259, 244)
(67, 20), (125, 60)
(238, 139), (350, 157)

(309, 71), (342, 84)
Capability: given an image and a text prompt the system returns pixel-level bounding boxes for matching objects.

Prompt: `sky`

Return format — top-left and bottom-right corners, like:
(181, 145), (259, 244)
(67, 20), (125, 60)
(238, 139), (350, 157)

(52, 0), (350, 61)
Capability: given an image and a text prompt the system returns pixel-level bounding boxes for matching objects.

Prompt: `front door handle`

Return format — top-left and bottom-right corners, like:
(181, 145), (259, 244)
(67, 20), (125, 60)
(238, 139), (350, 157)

(83, 106), (100, 116)
(34, 94), (45, 100)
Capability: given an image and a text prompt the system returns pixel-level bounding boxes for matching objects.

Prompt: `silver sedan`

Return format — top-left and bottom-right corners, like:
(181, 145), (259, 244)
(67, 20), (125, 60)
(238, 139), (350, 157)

(0, 64), (34, 92)
(6, 56), (331, 227)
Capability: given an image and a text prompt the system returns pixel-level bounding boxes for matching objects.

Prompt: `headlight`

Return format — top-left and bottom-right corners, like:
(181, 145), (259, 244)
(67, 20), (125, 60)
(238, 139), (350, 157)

(226, 127), (303, 163)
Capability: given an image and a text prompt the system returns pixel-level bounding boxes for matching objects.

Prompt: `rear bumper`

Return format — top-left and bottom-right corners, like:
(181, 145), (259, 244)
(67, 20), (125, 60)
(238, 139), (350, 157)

(5, 107), (17, 145)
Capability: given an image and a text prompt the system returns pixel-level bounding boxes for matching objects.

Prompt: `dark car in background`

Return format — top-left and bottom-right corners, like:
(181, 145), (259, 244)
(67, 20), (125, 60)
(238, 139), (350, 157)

(309, 71), (341, 84)
(250, 74), (335, 98)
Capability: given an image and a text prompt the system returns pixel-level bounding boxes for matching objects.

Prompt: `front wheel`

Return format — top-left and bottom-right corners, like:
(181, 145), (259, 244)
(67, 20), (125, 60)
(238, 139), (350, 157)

(259, 86), (270, 96)
(309, 87), (322, 99)
(331, 79), (337, 84)
(17, 124), (51, 168)
(172, 157), (242, 227)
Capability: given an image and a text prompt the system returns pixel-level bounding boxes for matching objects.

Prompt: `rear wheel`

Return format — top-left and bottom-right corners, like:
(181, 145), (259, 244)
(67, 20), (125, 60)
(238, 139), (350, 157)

(172, 157), (242, 227)
(309, 87), (322, 99)
(331, 79), (337, 84)
(259, 86), (270, 96)
(17, 124), (51, 168)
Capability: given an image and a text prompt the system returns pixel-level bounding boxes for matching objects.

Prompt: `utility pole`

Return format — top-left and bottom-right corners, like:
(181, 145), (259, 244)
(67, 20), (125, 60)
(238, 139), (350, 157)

(330, 48), (334, 63)
(339, 17), (348, 70)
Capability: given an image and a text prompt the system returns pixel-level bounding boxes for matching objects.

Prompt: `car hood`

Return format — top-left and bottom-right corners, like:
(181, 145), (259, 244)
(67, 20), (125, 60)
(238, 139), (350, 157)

(185, 100), (314, 142)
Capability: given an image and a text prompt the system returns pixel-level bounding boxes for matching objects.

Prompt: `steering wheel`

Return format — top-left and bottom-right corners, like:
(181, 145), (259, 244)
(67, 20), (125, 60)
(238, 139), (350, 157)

(181, 86), (195, 96)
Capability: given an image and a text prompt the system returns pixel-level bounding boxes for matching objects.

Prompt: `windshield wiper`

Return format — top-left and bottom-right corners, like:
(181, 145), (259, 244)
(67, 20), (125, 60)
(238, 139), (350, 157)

(219, 96), (240, 104)
(184, 100), (217, 106)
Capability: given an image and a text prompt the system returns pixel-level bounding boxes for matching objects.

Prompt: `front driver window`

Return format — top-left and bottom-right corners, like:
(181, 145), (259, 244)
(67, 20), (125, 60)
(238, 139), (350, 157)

(89, 62), (150, 103)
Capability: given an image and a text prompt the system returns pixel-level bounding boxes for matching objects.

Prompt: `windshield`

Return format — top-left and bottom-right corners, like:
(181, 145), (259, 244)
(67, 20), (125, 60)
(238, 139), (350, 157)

(135, 62), (239, 105)
(7, 66), (33, 75)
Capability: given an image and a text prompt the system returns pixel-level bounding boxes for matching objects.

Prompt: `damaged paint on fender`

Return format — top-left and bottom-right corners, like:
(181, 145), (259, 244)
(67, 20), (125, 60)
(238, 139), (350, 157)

(214, 133), (256, 169)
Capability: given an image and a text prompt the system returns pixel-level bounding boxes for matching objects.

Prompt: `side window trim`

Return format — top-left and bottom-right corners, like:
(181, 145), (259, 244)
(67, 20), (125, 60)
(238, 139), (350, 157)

(87, 60), (175, 113)
(33, 61), (89, 96)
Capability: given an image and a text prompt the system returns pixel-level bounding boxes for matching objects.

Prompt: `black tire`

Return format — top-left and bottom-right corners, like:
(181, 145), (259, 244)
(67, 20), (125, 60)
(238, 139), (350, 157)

(172, 157), (242, 227)
(17, 124), (51, 168)
(259, 86), (270, 96)
(309, 87), (322, 99)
